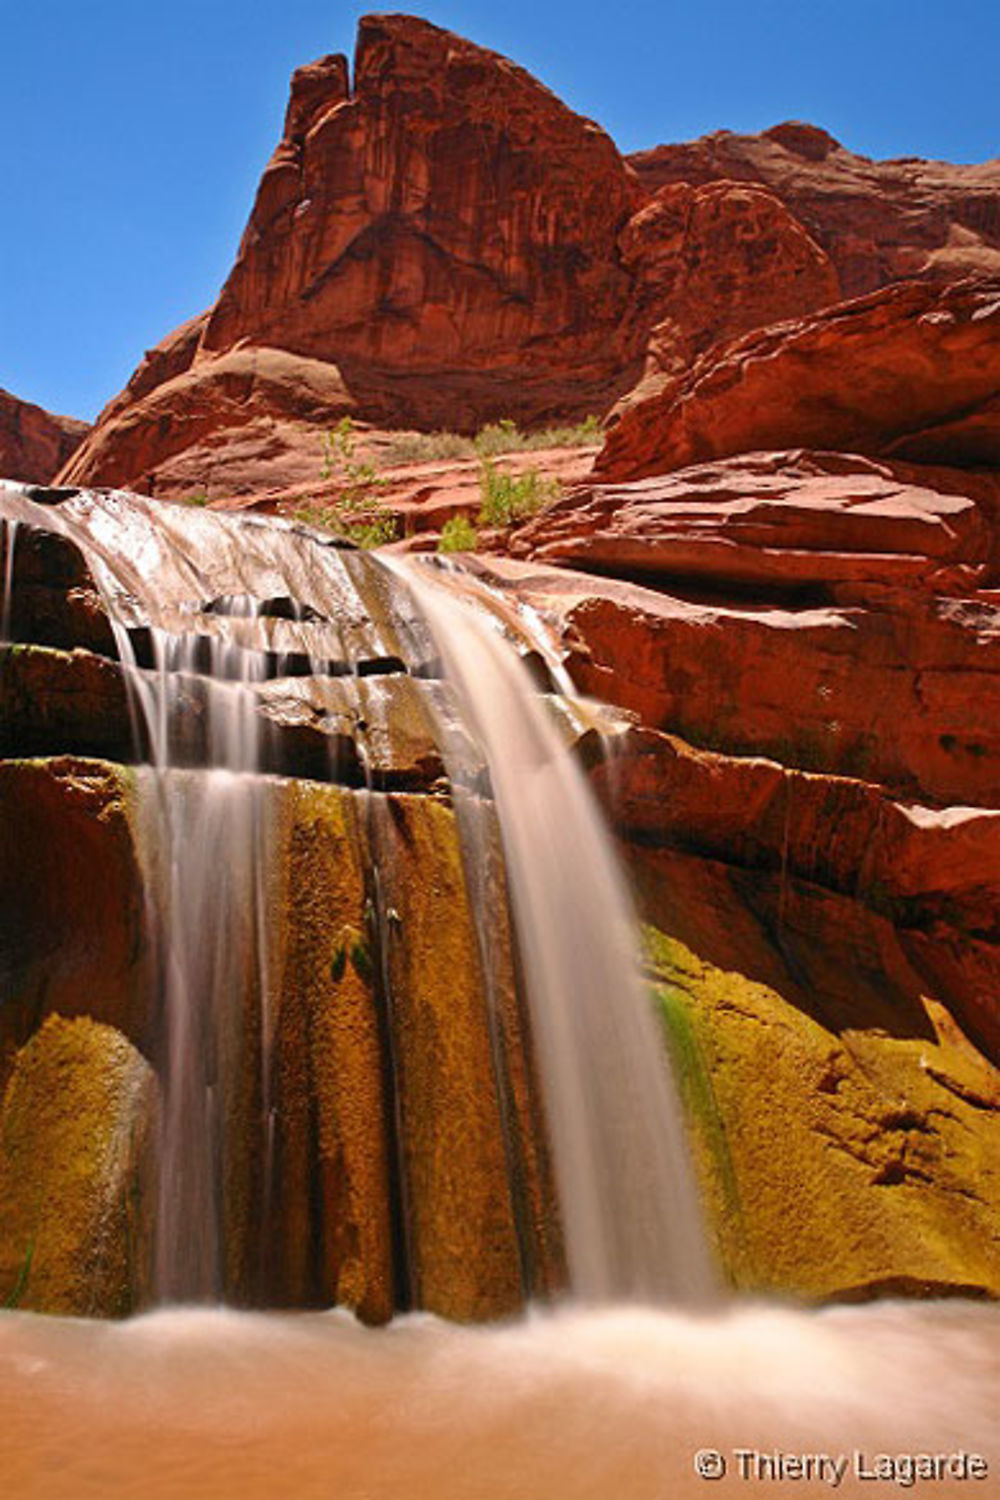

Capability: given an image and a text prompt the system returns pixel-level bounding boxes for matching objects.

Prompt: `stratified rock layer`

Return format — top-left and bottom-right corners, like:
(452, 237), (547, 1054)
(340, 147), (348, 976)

(2, 485), (998, 1311)
(598, 278), (1000, 482)
(513, 450), (997, 593)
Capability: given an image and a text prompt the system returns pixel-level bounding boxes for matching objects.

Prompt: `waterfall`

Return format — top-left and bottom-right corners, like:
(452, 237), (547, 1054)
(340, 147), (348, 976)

(0, 484), (715, 1309)
(1, 518), (16, 642)
(387, 557), (717, 1305)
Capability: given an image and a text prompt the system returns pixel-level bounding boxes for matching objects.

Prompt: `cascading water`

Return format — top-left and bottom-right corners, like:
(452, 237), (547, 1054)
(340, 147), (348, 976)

(387, 556), (716, 1304)
(0, 483), (715, 1305)
(1, 483), (997, 1499)
(1, 518), (16, 642)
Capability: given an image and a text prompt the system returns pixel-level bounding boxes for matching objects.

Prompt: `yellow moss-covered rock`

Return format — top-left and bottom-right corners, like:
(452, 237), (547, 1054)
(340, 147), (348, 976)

(272, 781), (395, 1322)
(0, 1014), (156, 1315)
(633, 846), (1000, 1300)
(375, 793), (524, 1320)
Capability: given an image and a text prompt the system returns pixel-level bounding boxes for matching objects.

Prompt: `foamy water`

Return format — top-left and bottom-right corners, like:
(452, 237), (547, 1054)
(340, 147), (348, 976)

(1, 1300), (996, 1499)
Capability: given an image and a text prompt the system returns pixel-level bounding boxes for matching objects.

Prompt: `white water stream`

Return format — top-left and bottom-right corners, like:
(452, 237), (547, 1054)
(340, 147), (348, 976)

(389, 556), (716, 1304)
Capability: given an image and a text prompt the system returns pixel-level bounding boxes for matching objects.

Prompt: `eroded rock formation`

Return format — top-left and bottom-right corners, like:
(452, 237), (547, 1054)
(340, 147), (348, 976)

(0, 388), (88, 484)
(598, 278), (1000, 482)
(59, 16), (842, 500)
(629, 121), (1000, 298)
(1, 484), (998, 1314)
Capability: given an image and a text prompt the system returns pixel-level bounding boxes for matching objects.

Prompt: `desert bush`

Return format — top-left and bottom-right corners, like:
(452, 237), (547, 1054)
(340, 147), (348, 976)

(478, 463), (562, 527)
(437, 515), (479, 553)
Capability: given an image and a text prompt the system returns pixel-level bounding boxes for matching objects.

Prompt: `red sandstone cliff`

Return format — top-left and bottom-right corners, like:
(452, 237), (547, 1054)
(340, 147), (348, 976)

(0, 389), (88, 484)
(59, 16), (838, 498)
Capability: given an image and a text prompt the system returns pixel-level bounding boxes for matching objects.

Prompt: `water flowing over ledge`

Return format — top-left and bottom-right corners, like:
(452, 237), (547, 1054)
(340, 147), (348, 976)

(389, 555), (715, 1304)
(0, 484), (715, 1311)
(1, 482), (998, 1500)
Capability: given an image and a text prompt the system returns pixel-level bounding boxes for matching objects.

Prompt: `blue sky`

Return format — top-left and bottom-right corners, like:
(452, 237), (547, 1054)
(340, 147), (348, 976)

(3, 1), (997, 423)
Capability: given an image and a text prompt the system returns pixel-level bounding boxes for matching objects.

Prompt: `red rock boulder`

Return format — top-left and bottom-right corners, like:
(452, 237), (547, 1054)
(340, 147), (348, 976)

(618, 179), (839, 404)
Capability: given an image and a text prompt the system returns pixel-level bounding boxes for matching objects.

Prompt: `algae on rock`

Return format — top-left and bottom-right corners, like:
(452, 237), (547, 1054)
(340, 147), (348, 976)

(637, 846), (1000, 1301)
(0, 1015), (156, 1315)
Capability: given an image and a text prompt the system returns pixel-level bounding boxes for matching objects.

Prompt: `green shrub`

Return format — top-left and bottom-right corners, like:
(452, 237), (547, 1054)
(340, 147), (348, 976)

(474, 414), (602, 456)
(320, 417), (385, 497)
(342, 514), (399, 550)
(472, 417), (521, 458)
(478, 462), (562, 527)
(437, 515), (479, 553)
(294, 502), (399, 550)
(299, 418), (398, 547)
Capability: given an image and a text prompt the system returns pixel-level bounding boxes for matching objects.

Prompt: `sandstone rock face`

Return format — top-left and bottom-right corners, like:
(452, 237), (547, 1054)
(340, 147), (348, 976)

(58, 18), (848, 501)
(58, 346), (358, 502)
(1, 482), (999, 1308)
(598, 278), (1000, 482)
(0, 388), (88, 484)
(482, 548), (1000, 810)
(0, 1015), (156, 1315)
(62, 15), (647, 500)
(0, 757), (151, 1083)
(618, 179), (838, 404)
(513, 450), (997, 593)
(463, 541), (1000, 1298)
(0, 486), (562, 1319)
(202, 16), (643, 425)
(629, 122), (1000, 299)
(640, 880), (1000, 1300)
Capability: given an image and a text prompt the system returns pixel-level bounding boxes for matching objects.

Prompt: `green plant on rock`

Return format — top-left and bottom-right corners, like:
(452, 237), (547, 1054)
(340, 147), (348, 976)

(342, 514), (399, 550)
(320, 417), (384, 496)
(330, 922), (376, 986)
(472, 417), (520, 458)
(478, 461), (562, 528)
(300, 418), (399, 547)
(295, 502), (399, 550)
(437, 515), (479, 553)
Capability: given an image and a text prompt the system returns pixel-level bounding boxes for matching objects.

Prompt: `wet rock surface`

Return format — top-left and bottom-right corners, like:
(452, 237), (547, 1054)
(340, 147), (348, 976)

(1, 480), (997, 1311)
